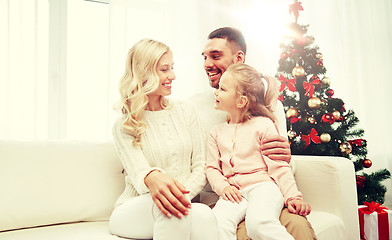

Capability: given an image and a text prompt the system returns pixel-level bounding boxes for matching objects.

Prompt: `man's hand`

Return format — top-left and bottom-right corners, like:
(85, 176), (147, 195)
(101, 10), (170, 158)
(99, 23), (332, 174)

(144, 170), (191, 218)
(222, 186), (242, 203)
(261, 135), (291, 163)
(287, 199), (311, 216)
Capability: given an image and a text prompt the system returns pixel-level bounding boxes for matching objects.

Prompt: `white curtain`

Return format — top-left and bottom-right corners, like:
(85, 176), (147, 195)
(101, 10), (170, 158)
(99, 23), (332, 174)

(2, 0), (392, 204)
(0, 0), (49, 140)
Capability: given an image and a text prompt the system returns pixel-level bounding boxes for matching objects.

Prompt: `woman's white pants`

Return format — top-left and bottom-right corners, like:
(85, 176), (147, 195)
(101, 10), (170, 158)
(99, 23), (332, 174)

(109, 194), (218, 240)
(212, 181), (295, 240)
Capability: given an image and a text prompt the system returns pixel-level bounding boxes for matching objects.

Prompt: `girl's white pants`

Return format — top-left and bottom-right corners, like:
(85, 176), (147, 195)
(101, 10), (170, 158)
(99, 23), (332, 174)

(109, 193), (218, 240)
(212, 181), (295, 240)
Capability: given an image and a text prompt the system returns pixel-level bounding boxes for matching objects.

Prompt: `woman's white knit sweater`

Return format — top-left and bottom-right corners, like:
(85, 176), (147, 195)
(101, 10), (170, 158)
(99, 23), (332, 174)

(112, 101), (207, 207)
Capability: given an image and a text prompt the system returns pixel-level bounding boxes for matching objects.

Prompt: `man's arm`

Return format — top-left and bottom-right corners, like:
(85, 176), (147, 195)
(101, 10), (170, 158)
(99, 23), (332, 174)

(261, 135), (291, 162)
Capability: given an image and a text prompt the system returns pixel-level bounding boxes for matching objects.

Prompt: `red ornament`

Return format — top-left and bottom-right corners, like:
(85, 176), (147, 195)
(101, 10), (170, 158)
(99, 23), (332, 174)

(326, 89), (334, 97)
(296, 37), (306, 45)
(363, 159), (372, 168)
(321, 113), (335, 124)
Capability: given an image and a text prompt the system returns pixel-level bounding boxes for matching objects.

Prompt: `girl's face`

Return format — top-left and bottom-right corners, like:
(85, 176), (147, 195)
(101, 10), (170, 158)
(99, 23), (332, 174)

(214, 72), (239, 113)
(151, 51), (175, 98)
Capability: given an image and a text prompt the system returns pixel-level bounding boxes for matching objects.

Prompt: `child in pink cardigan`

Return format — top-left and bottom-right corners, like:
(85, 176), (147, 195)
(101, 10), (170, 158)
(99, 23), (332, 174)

(206, 63), (311, 240)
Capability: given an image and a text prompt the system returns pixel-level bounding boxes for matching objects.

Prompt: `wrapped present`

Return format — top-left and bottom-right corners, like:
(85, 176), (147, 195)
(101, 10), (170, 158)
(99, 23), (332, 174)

(358, 202), (392, 240)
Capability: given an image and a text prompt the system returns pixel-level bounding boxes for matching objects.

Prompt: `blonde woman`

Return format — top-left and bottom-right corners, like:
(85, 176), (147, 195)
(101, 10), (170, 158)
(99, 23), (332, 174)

(109, 39), (218, 240)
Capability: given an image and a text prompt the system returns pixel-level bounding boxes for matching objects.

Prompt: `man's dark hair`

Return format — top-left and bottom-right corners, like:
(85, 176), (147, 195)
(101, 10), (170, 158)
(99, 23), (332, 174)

(208, 27), (247, 55)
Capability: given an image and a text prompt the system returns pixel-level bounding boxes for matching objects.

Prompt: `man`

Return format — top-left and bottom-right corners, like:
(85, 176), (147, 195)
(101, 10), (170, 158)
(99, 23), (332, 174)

(190, 27), (317, 240)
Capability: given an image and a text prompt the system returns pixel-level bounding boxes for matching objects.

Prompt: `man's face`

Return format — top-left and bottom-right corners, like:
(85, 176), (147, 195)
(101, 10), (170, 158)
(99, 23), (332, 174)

(202, 38), (237, 89)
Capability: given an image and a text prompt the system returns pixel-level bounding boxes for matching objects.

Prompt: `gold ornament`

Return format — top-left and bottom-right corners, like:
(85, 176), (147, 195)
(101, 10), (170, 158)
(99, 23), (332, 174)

(316, 52), (323, 59)
(320, 133), (331, 143)
(308, 97), (321, 109)
(292, 66), (305, 77)
(287, 130), (297, 139)
(286, 107), (299, 118)
(340, 142), (352, 154)
(332, 110), (341, 120)
(321, 77), (331, 85)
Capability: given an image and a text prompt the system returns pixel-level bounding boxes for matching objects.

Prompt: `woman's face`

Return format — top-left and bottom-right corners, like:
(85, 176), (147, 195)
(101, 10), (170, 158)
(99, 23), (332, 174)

(152, 51), (175, 97)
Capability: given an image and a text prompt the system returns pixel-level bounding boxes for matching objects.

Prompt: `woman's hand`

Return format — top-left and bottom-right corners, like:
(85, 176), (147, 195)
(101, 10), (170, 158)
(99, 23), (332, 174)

(287, 199), (311, 216)
(222, 186), (242, 203)
(261, 135), (291, 163)
(144, 170), (191, 218)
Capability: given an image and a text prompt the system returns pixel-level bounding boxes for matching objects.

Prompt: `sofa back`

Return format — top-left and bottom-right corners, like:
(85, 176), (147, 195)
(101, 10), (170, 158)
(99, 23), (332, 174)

(0, 140), (125, 232)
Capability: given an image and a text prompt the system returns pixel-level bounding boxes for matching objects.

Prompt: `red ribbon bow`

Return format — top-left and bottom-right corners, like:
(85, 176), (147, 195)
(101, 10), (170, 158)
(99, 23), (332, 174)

(316, 58), (323, 66)
(280, 49), (302, 60)
(348, 139), (367, 147)
(303, 78), (320, 98)
(290, 117), (301, 124)
(279, 75), (296, 92)
(356, 175), (366, 188)
(301, 128), (321, 148)
(361, 202), (388, 214)
(289, 1), (304, 18)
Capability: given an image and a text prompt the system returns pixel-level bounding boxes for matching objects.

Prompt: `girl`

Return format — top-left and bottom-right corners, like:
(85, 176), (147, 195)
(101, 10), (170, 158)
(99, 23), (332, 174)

(109, 39), (218, 240)
(206, 63), (311, 240)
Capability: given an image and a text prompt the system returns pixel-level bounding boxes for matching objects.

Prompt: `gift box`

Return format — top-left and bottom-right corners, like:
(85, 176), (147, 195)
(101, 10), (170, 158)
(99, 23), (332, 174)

(358, 202), (392, 240)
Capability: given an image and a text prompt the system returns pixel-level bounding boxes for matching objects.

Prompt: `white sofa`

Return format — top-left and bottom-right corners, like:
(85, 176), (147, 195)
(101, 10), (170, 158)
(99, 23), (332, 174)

(0, 140), (360, 240)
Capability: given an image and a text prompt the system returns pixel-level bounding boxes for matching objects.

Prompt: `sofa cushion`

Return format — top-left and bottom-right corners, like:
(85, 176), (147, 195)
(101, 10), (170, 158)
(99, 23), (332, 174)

(307, 211), (344, 240)
(0, 221), (122, 240)
(0, 141), (125, 232)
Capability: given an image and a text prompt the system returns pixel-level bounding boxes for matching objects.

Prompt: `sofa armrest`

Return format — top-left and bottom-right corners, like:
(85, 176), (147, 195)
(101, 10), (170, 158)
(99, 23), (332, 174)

(292, 155), (360, 240)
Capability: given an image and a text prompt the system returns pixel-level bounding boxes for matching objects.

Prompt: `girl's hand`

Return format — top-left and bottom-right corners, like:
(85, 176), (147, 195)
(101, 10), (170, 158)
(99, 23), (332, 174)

(222, 186), (242, 203)
(261, 135), (291, 163)
(287, 199), (311, 216)
(144, 170), (191, 219)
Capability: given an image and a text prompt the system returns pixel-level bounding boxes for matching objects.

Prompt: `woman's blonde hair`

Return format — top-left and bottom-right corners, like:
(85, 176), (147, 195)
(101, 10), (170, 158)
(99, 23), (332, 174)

(226, 63), (278, 123)
(117, 39), (170, 146)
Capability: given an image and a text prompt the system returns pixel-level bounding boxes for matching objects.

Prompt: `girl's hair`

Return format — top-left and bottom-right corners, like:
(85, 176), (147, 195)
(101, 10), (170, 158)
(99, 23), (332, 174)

(117, 39), (170, 146)
(226, 63), (278, 123)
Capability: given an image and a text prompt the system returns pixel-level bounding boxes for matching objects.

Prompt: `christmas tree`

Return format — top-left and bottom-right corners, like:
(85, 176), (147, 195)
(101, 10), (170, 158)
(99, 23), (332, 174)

(276, 0), (390, 204)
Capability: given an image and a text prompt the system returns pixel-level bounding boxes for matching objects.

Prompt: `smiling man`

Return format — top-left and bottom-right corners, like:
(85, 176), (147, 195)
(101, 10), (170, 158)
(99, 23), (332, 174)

(191, 27), (317, 240)
(203, 37), (245, 89)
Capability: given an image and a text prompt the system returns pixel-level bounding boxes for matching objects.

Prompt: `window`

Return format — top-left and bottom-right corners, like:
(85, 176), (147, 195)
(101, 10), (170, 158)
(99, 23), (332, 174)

(1, 0), (114, 141)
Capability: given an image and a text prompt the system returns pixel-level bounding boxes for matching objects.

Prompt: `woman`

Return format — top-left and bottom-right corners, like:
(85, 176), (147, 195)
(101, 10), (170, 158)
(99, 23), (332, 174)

(109, 39), (218, 240)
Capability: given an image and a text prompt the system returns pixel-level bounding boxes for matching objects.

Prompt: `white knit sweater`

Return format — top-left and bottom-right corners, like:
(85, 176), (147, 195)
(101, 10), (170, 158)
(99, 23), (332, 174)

(112, 100), (207, 207)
